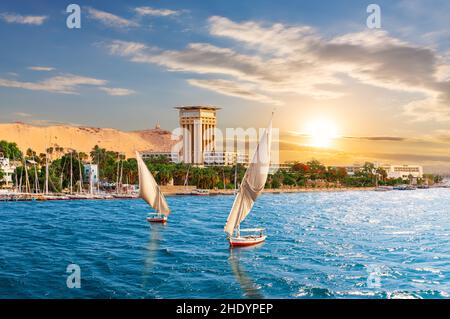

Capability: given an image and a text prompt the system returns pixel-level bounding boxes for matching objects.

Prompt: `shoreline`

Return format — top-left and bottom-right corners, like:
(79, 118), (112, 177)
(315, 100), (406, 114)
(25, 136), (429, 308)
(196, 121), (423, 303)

(1, 186), (447, 202)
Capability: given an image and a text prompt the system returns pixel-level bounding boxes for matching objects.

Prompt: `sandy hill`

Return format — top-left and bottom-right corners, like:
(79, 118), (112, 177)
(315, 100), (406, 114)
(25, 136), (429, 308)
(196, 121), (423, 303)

(0, 123), (177, 158)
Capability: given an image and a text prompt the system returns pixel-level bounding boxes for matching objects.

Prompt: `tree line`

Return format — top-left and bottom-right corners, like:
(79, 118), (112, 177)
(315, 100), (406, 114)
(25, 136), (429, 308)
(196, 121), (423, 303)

(0, 140), (443, 191)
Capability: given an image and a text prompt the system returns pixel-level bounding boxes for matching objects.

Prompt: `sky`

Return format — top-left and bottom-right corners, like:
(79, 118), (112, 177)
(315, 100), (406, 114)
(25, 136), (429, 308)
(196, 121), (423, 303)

(0, 0), (449, 172)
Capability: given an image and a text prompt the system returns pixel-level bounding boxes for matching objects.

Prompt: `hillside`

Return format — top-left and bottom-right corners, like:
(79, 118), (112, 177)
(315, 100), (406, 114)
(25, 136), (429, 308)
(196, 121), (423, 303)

(0, 123), (177, 158)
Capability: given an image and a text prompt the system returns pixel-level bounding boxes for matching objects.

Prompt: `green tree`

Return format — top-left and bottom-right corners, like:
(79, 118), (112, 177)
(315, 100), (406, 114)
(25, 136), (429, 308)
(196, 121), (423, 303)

(0, 140), (23, 160)
(0, 167), (4, 185)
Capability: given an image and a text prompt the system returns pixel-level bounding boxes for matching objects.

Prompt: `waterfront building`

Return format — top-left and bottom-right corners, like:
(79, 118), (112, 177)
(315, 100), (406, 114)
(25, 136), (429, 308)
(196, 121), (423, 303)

(203, 151), (249, 166)
(383, 164), (423, 179)
(176, 106), (220, 165)
(339, 163), (423, 179)
(83, 164), (99, 185)
(0, 156), (15, 188)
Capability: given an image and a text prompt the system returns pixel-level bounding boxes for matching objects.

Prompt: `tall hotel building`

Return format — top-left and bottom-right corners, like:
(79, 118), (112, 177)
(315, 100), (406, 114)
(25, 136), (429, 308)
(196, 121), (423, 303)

(176, 106), (220, 165)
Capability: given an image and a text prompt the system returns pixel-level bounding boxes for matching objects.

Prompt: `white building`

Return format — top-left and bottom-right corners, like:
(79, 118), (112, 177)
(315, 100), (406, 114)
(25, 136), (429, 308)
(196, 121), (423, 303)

(203, 151), (249, 166)
(383, 164), (423, 179)
(83, 164), (99, 185)
(177, 106), (220, 165)
(340, 163), (423, 179)
(0, 157), (16, 188)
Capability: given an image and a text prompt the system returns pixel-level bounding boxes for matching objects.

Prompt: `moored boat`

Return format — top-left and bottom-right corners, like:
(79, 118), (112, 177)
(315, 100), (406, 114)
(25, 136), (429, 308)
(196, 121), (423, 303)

(190, 189), (210, 196)
(375, 186), (393, 192)
(394, 185), (416, 191)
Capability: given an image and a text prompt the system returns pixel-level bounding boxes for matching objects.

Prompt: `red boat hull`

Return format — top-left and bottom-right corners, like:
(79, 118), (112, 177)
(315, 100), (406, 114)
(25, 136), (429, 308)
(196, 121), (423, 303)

(229, 235), (266, 247)
(146, 217), (167, 224)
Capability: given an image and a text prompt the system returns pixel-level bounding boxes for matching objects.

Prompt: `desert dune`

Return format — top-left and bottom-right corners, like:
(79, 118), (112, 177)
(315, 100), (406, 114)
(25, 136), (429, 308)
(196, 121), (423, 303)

(0, 123), (177, 158)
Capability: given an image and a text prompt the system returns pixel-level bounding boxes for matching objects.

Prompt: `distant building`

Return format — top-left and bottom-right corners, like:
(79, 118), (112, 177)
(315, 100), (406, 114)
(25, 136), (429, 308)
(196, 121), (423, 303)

(342, 164), (361, 176)
(83, 164), (99, 185)
(203, 151), (249, 166)
(0, 156), (15, 188)
(176, 106), (220, 165)
(383, 164), (423, 179)
(338, 163), (423, 179)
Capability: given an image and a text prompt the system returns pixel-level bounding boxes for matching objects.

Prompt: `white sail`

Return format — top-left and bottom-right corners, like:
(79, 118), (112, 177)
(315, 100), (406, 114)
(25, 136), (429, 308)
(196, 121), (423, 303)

(136, 152), (170, 216)
(224, 119), (272, 236)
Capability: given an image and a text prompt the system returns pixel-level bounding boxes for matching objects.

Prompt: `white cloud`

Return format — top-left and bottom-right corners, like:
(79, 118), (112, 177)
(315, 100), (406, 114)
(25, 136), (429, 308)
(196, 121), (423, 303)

(187, 79), (281, 105)
(0, 13), (47, 25)
(106, 16), (450, 120)
(86, 7), (138, 28)
(0, 74), (107, 94)
(28, 66), (55, 72)
(14, 112), (32, 118)
(135, 7), (179, 17)
(107, 40), (149, 56)
(99, 87), (136, 96)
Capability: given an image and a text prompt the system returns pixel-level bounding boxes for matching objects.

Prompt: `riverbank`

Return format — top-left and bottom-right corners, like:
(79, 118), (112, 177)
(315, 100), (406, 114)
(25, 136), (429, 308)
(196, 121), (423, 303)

(2, 185), (447, 202)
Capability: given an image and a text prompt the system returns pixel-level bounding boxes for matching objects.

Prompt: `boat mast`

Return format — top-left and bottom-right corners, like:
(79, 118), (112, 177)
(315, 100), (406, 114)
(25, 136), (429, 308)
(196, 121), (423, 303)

(119, 154), (124, 194)
(97, 153), (100, 194)
(77, 152), (83, 194)
(184, 165), (190, 190)
(32, 154), (40, 193)
(13, 154), (19, 193)
(116, 152), (120, 194)
(70, 150), (73, 194)
(19, 162), (23, 193)
(45, 151), (49, 195)
(89, 165), (94, 195)
(234, 155), (238, 193)
(24, 158), (30, 193)
(45, 130), (49, 195)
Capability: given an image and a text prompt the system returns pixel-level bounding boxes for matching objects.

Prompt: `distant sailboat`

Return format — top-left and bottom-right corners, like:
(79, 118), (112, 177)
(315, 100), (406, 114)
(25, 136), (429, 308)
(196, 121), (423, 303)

(224, 116), (273, 247)
(136, 152), (171, 223)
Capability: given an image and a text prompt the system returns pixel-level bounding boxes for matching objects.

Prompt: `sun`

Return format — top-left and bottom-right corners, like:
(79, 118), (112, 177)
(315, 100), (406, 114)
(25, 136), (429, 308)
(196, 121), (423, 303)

(304, 119), (339, 148)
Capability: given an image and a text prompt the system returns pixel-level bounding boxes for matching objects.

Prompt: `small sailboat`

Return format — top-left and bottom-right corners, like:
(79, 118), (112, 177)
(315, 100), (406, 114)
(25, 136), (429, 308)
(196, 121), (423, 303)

(136, 152), (171, 223)
(224, 116), (273, 247)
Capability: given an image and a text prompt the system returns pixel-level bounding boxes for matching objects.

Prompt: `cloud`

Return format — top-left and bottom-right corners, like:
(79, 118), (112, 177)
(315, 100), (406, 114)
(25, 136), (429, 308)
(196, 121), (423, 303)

(28, 66), (55, 72)
(366, 152), (450, 164)
(187, 79), (281, 105)
(343, 136), (407, 142)
(99, 87), (136, 96)
(105, 16), (450, 119)
(0, 74), (107, 94)
(107, 40), (149, 56)
(433, 129), (450, 142)
(14, 112), (32, 118)
(134, 7), (179, 17)
(86, 7), (138, 28)
(0, 12), (47, 25)
(287, 130), (407, 142)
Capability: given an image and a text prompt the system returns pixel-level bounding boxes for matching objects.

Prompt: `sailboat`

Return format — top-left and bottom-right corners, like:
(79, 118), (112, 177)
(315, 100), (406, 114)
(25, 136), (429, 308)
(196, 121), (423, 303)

(224, 116), (273, 247)
(136, 152), (171, 223)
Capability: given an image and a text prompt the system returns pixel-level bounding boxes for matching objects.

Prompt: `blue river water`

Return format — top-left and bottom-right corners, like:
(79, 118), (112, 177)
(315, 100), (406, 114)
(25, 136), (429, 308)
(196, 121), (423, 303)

(0, 189), (449, 299)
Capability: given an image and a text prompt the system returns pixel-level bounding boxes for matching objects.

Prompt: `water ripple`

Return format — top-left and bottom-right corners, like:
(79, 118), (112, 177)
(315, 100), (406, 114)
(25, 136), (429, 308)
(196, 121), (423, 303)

(0, 189), (449, 298)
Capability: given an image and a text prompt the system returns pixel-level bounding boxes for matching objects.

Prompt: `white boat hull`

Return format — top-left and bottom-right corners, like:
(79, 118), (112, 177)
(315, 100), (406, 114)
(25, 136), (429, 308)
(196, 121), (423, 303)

(229, 235), (267, 247)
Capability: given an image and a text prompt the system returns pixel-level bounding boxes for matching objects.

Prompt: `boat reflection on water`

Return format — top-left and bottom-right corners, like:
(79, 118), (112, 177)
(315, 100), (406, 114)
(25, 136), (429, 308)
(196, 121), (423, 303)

(228, 246), (264, 299)
(142, 224), (165, 287)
